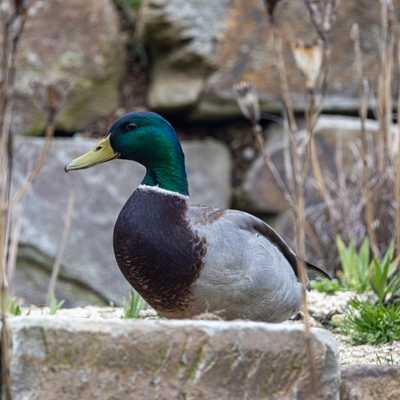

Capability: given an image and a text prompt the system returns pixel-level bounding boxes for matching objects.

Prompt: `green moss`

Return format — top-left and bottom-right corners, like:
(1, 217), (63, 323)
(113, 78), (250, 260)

(310, 278), (341, 295)
(42, 332), (106, 368)
(128, 0), (143, 10)
(185, 345), (206, 382)
(23, 40), (125, 136)
(58, 77), (118, 131)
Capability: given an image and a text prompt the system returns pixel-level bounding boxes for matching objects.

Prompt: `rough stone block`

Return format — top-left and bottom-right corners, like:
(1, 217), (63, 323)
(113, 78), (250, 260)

(9, 318), (339, 400)
(340, 365), (400, 400)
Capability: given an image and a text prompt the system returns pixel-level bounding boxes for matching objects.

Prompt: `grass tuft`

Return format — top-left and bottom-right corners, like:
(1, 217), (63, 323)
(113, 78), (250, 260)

(375, 352), (396, 366)
(48, 293), (65, 315)
(123, 291), (144, 319)
(5, 296), (21, 316)
(341, 298), (400, 345)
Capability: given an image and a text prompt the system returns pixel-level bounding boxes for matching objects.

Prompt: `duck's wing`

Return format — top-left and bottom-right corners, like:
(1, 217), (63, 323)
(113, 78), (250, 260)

(188, 206), (331, 281)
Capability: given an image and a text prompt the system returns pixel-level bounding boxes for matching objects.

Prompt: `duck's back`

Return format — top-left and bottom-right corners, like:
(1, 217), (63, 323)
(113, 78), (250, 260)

(187, 207), (303, 321)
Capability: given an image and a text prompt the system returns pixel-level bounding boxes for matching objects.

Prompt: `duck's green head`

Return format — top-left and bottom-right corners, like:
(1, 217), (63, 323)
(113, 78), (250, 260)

(65, 112), (189, 195)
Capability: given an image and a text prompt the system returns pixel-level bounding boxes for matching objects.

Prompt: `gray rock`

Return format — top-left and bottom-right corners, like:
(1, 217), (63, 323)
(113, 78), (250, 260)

(142, 0), (230, 112)
(142, 0), (400, 119)
(241, 115), (398, 214)
(9, 317), (340, 400)
(11, 137), (231, 307)
(11, 0), (125, 134)
(341, 365), (400, 400)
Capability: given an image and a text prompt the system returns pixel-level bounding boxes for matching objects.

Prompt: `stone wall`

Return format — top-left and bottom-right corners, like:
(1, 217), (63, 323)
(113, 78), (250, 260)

(12, 0), (126, 135)
(8, 1), (400, 301)
(3, 312), (398, 399)
(141, 0), (400, 119)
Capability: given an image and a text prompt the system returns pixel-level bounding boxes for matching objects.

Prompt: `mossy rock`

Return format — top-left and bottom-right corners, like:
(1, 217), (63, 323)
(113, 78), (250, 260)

(10, 0), (126, 135)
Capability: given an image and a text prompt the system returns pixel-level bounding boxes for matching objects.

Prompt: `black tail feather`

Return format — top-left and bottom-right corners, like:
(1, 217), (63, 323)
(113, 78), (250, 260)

(304, 261), (332, 281)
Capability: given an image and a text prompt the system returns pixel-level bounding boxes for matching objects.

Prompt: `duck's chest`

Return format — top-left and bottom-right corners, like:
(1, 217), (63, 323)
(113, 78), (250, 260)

(113, 188), (207, 314)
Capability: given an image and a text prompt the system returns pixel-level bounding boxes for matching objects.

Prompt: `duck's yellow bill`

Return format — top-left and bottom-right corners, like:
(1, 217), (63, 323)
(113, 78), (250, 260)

(65, 136), (118, 172)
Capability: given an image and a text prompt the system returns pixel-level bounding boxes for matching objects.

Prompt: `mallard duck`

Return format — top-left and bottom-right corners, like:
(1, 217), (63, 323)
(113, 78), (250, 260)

(65, 112), (329, 322)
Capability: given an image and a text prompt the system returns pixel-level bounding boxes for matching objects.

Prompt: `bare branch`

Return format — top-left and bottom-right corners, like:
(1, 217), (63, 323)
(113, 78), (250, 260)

(262, 0), (282, 23)
(12, 81), (70, 205)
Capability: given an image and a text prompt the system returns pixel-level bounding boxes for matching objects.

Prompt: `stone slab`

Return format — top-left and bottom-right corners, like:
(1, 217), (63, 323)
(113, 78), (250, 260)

(8, 317), (339, 400)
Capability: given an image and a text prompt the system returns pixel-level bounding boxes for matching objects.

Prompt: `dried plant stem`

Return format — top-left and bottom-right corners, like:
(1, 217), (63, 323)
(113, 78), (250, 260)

(396, 105), (400, 256)
(274, 36), (298, 134)
(252, 124), (295, 209)
(377, 0), (394, 172)
(6, 205), (22, 289)
(0, 159), (11, 400)
(0, 207), (11, 400)
(360, 81), (380, 258)
(0, 3), (29, 207)
(350, 23), (380, 257)
(303, 1), (326, 44)
(0, 4), (30, 399)
(296, 126), (318, 394)
(299, 1), (337, 224)
(293, 162), (317, 392)
(304, 89), (336, 223)
(272, 26), (317, 390)
(47, 192), (75, 304)
(12, 123), (54, 204)
(377, 69), (392, 173)
(252, 123), (321, 255)
(0, 160), (10, 399)
(396, 47), (400, 256)
(303, 0), (337, 44)
(274, 34), (299, 199)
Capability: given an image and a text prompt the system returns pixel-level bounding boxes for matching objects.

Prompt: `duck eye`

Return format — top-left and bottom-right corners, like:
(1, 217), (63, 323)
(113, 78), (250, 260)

(124, 123), (137, 132)
(95, 146), (102, 151)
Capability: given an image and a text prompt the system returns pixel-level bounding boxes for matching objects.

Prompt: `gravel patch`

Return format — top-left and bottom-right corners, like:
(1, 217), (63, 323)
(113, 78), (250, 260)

(306, 290), (400, 367)
(307, 290), (355, 321)
(334, 333), (400, 367)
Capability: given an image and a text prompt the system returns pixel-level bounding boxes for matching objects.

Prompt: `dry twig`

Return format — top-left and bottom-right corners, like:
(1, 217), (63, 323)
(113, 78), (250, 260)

(0, 2), (30, 399)
(271, 17), (318, 392)
(12, 81), (70, 205)
(47, 192), (75, 304)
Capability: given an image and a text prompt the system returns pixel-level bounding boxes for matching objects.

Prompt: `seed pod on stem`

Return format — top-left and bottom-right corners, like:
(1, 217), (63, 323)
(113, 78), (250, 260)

(234, 81), (261, 130)
(292, 40), (323, 91)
